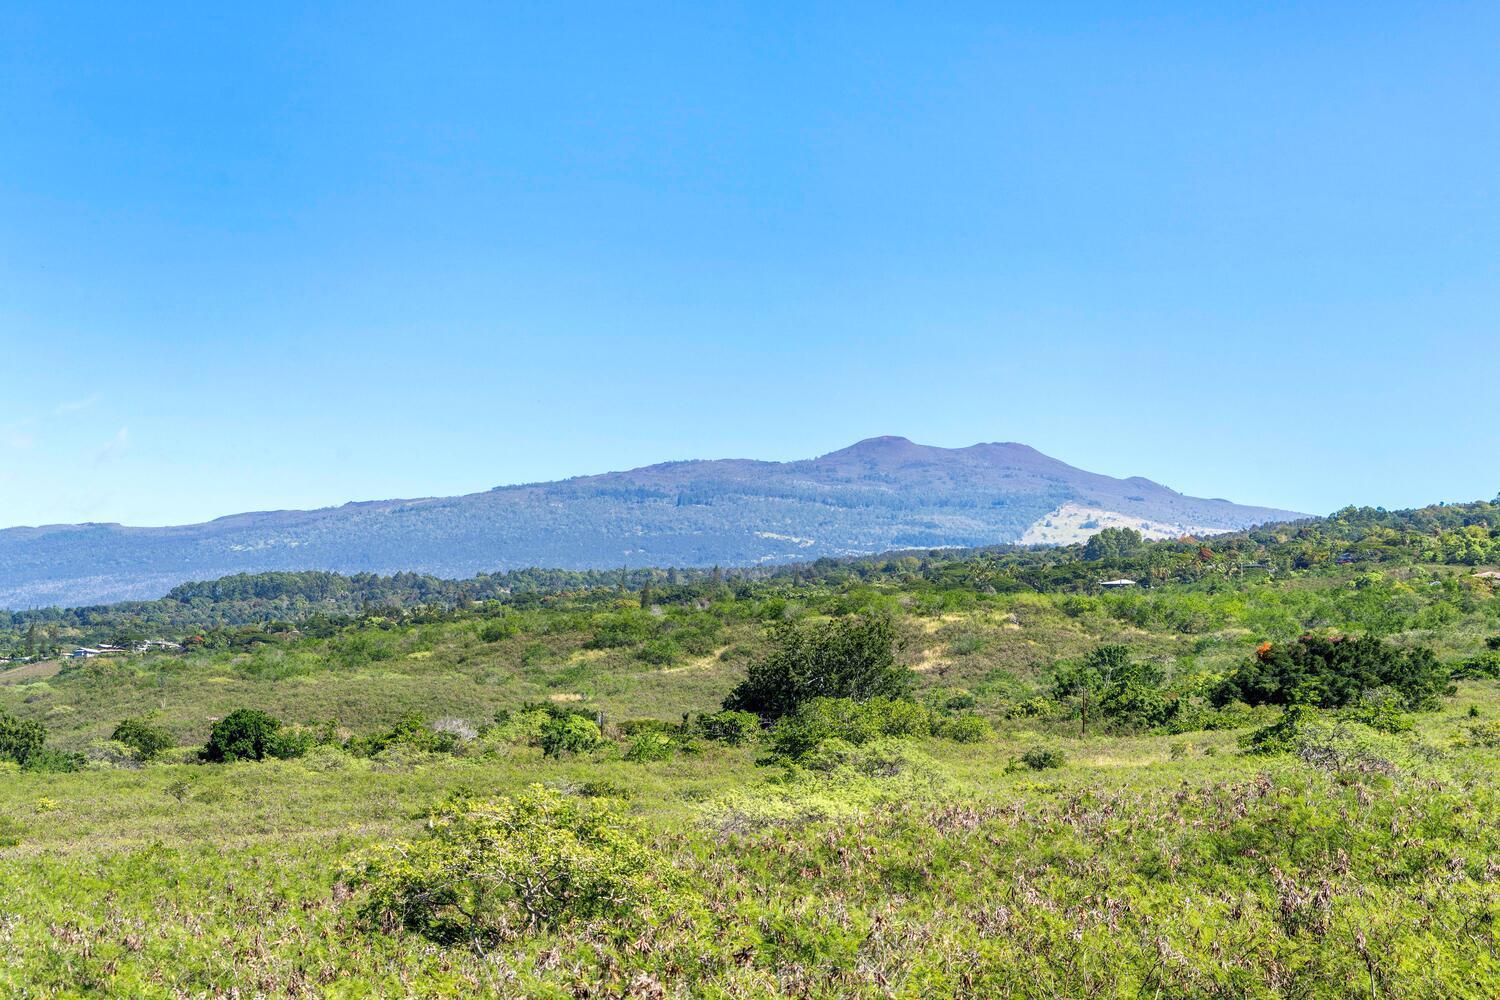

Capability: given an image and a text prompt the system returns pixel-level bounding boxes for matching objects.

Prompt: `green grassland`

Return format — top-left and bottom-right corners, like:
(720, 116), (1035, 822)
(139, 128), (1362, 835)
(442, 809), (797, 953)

(1, 508), (1499, 997)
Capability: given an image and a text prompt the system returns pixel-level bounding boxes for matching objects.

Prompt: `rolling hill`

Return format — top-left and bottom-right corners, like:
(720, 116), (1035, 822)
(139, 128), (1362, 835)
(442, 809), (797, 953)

(0, 436), (1305, 608)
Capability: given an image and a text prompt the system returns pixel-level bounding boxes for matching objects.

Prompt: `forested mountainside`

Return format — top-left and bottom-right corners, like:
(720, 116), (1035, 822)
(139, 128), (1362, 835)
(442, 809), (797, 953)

(0, 437), (1302, 608)
(5, 499), (1495, 657)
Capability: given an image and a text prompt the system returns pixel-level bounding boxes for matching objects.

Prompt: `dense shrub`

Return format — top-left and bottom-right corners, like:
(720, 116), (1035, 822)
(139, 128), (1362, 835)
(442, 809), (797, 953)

(1212, 635), (1451, 710)
(1017, 747), (1066, 771)
(698, 710), (759, 745)
(1052, 645), (1175, 735)
(766, 697), (932, 760)
(0, 709), (46, 766)
(624, 731), (675, 763)
(935, 713), (994, 743)
(344, 786), (658, 941)
(1241, 705), (1437, 777)
(350, 715), (458, 757)
(111, 717), (175, 760)
(1452, 651), (1500, 679)
(590, 611), (654, 649)
(20, 748), (85, 773)
(725, 614), (913, 719)
(636, 638), (679, 665)
(477, 619), (518, 643)
(202, 708), (283, 762)
(538, 715), (602, 758)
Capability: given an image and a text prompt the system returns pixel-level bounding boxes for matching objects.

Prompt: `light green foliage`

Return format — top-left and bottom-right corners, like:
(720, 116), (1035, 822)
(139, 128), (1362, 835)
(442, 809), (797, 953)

(765, 697), (932, 760)
(0, 502), (1498, 994)
(624, 730), (675, 763)
(934, 712), (994, 743)
(344, 786), (659, 940)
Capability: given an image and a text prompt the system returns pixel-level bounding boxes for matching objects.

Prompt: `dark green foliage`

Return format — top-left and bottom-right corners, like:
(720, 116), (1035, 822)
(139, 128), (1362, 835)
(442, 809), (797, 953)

(1212, 635), (1452, 710)
(590, 611), (653, 649)
(112, 717), (175, 760)
(636, 637), (679, 665)
(538, 715), (601, 758)
(725, 614), (912, 719)
(0, 709), (46, 766)
(1018, 746), (1066, 770)
(202, 708), (283, 763)
(1083, 527), (1144, 561)
(1452, 651), (1500, 679)
(1240, 704), (1312, 756)
(1052, 644), (1174, 735)
(477, 619), (517, 643)
(349, 715), (458, 757)
(19, 748), (85, 773)
(697, 710), (759, 745)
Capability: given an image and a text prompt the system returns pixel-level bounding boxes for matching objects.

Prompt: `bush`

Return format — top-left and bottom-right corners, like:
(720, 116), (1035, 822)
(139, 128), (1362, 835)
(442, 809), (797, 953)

(0, 709), (46, 766)
(111, 717), (175, 761)
(202, 708), (283, 763)
(590, 611), (654, 649)
(344, 786), (658, 941)
(538, 715), (601, 758)
(351, 715), (458, 757)
(477, 619), (518, 643)
(936, 713), (994, 743)
(1241, 705), (1437, 778)
(766, 697), (931, 760)
(1017, 747), (1066, 771)
(1451, 651), (1500, 680)
(724, 614), (913, 720)
(698, 710), (759, 745)
(624, 731), (675, 763)
(636, 638), (679, 665)
(20, 748), (85, 773)
(1212, 635), (1452, 710)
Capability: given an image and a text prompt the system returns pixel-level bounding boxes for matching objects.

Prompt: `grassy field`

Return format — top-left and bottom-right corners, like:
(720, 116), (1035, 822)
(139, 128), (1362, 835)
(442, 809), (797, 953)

(1, 556), (1498, 997)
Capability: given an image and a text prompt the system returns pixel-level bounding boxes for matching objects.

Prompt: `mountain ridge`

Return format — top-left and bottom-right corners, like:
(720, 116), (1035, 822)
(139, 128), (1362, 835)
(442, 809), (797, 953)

(0, 437), (1306, 608)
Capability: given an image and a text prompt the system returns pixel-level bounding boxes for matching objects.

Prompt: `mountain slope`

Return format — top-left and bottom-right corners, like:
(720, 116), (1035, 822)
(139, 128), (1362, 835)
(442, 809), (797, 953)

(0, 437), (1305, 607)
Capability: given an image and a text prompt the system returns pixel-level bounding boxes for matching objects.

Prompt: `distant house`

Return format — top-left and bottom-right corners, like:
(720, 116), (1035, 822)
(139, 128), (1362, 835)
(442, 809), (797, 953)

(1099, 579), (1137, 588)
(68, 647), (103, 659)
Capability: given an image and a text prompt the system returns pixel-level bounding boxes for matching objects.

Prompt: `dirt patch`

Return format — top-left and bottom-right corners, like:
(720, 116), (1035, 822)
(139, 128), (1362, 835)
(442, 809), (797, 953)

(0, 659), (62, 685)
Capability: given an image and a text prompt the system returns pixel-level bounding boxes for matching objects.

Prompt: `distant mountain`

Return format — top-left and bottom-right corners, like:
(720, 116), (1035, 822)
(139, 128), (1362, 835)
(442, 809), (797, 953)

(0, 437), (1305, 608)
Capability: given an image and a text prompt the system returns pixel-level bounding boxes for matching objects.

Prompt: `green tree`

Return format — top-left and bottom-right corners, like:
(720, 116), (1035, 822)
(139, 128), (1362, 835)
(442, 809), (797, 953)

(202, 708), (283, 762)
(0, 709), (45, 766)
(112, 717), (175, 760)
(538, 715), (601, 758)
(724, 614), (913, 719)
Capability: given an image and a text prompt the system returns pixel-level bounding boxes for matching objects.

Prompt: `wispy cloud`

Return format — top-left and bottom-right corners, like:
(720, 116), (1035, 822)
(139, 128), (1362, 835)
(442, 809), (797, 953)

(54, 393), (101, 416)
(95, 426), (129, 464)
(1, 417), (37, 450)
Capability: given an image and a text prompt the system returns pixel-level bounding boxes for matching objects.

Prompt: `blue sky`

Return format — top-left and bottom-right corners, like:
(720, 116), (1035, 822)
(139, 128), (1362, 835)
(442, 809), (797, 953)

(2, 2), (1497, 528)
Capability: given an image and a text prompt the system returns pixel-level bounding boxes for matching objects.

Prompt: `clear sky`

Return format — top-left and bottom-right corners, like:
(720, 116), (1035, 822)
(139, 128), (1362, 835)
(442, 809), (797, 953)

(2, 2), (1497, 528)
